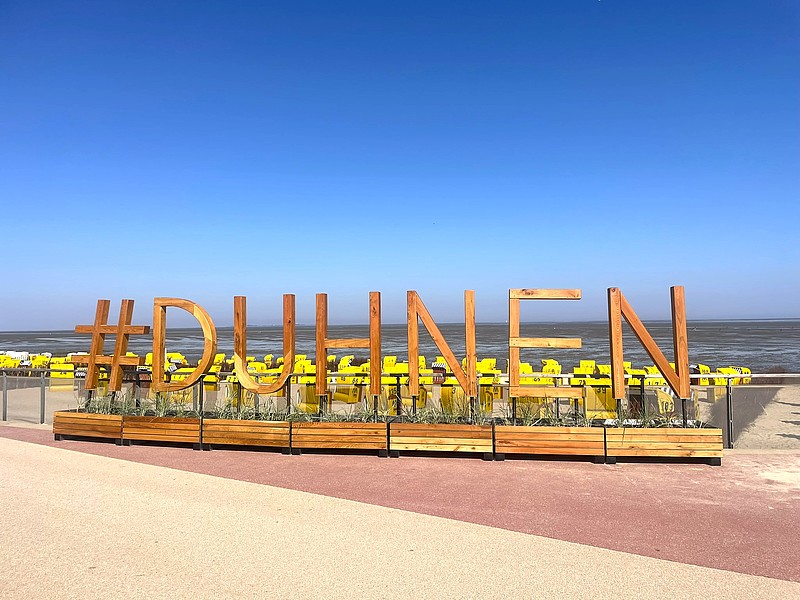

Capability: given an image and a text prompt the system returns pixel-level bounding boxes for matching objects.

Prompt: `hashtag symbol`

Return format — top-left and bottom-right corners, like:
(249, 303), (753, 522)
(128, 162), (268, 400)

(71, 299), (151, 392)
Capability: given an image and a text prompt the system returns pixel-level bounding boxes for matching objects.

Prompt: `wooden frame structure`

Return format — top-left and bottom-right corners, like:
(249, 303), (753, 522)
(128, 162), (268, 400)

(608, 286), (690, 401)
(407, 290), (476, 398)
(508, 289), (582, 399)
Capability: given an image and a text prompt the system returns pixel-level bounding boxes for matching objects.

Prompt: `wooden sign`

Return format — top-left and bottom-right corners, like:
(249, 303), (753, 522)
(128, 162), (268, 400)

(407, 290), (476, 398)
(608, 286), (690, 400)
(71, 286), (692, 398)
(233, 294), (296, 394)
(151, 298), (217, 393)
(508, 289), (582, 399)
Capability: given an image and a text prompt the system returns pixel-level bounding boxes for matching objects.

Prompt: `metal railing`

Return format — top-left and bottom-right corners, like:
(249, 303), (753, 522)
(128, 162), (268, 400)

(2, 368), (799, 451)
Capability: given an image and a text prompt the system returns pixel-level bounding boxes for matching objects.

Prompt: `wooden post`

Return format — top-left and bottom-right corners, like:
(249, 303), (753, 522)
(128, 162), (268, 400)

(608, 288), (625, 400)
(407, 290), (476, 397)
(607, 286), (690, 401)
(151, 298), (217, 393)
(369, 292), (382, 396)
(233, 295), (295, 394)
(507, 289), (583, 399)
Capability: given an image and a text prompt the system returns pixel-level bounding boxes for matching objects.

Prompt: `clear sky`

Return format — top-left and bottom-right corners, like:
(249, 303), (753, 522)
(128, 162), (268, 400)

(1, 1), (798, 330)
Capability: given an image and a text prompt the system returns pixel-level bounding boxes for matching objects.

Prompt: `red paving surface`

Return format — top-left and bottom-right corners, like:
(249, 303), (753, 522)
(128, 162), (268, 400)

(2, 425), (799, 583)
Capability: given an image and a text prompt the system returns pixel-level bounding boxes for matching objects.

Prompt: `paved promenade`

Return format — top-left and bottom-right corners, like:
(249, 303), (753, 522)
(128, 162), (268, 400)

(1, 423), (799, 599)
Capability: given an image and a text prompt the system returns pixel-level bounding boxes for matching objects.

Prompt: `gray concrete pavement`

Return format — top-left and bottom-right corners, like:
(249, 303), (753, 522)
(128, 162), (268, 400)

(1, 436), (798, 599)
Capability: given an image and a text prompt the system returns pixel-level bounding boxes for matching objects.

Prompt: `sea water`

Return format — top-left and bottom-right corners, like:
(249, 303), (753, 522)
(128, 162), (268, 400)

(1, 320), (798, 373)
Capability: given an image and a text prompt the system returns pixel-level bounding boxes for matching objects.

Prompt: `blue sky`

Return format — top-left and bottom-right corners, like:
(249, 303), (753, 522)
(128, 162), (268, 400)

(1, 1), (798, 329)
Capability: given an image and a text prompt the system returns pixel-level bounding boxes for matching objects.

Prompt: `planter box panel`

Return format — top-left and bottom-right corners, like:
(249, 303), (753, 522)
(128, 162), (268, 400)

(292, 422), (386, 450)
(390, 423), (492, 453)
(495, 426), (604, 456)
(123, 416), (201, 444)
(53, 411), (122, 440)
(202, 419), (289, 448)
(606, 428), (723, 458)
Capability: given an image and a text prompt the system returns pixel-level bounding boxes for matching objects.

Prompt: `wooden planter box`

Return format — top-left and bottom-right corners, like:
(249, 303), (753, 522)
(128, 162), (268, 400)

(605, 427), (723, 461)
(122, 416), (201, 445)
(202, 419), (289, 450)
(53, 411), (122, 441)
(291, 422), (387, 452)
(494, 426), (605, 459)
(389, 423), (492, 454)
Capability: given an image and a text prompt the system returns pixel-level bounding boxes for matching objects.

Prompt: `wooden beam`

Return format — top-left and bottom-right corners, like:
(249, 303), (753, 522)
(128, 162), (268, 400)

(325, 338), (369, 349)
(608, 287), (625, 400)
(75, 325), (150, 335)
(407, 291), (419, 396)
(109, 299), (134, 391)
(80, 299), (109, 390)
(509, 337), (582, 349)
(464, 290), (476, 397)
(508, 297), (520, 388)
(510, 289), (581, 300)
(671, 286), (691, 399)
(315, 293), (328, 397)
(369, 291), (381, 396)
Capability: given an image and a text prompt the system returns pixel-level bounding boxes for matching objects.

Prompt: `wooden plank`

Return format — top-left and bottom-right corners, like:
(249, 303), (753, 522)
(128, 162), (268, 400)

(54, 421), (120, 430)
(203, 436), (288, 446)
(508, 386), (583, 399)
(391, 436), (492, 446)
(497, 439), (605, 448)
(391, 424), (491, 435)
(293, 435), (385, 444)
(407, 291), (419, 396)
(608, 287), (625, 400)
(81, 299), (110, 390)
(315, 293), (327, 397)
(124, 417), (201, 425)
(498, 445), (603, 456)
(324, 338), (370, 349)
(292, 438), (386, 450)
(54, 412), (122, 422)
(464, 290), (476, 397)
(508, 296), (520, 388)
(671, 286), (691, 399)
(509, 337), (582, 349)
(609, 448), (722, 458)
(121, 433), (200, 443)
(509, 289), (581, 300)
(369, 291), (381, 396)
(391, 443), (492, 452)
(293, 422), (384, 431)
(75, 325), (149, 335)
(495, 426), (603, 436)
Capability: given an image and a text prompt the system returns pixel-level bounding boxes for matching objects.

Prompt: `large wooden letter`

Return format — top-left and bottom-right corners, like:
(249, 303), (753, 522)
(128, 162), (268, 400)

(508, 289), (582, 399)
(72, 299), (150, 392)
(407, 290), (476, 397)
(315, 292), (381, 397)
(607, 286), (690, 400)
(151, 298), (217, 392)
(233, 295), (295, 393)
